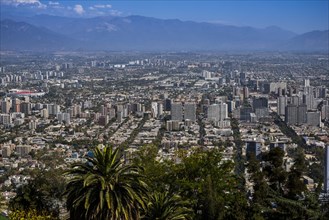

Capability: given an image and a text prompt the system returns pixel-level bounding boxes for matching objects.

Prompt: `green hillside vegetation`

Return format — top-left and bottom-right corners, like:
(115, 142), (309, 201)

(6, 145), (329, 219)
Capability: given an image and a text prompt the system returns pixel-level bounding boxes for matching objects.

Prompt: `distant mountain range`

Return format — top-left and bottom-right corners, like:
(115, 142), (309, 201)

(0, 14), (328, 52)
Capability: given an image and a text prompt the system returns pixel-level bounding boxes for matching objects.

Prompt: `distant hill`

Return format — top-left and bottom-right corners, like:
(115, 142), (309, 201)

(0, 19), (78, 51)
(282, 30), (329, 51)
(0, 15), (327, 52)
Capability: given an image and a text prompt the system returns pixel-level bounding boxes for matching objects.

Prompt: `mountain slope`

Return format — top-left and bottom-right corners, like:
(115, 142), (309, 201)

(282, 30), (329, 51)
(1, 15), (327, 52)
(17, 14), (297, 51)
(0, 19), (79, 51)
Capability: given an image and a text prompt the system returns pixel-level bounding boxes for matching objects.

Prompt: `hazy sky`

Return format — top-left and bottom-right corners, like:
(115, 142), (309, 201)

(1, 0), (328, 33)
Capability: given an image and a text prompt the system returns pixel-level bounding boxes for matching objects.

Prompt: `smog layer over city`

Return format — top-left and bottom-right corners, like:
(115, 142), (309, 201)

(0, 0), (329, 219)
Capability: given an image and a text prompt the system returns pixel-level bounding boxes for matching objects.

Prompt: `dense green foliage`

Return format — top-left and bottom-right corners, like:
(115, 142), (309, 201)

(134, 145), (248, 220)
(7, 144), (329, 220)
(142, 192), (193, 220)
(64, 146), (148, 220)
(8, 169), (64, 219)
(247, 147), (328, 219)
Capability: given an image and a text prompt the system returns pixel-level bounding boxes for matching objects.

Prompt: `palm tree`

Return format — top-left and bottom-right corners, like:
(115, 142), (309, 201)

(64, 145), (148, 220)
(143, 192), (193, 220)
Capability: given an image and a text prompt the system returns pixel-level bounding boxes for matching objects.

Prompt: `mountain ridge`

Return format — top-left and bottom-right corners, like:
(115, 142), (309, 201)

(0, 15), (327, 52)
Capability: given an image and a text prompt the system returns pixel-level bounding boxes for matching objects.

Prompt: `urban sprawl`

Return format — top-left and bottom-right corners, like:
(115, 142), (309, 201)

(0, 51), (329, 216)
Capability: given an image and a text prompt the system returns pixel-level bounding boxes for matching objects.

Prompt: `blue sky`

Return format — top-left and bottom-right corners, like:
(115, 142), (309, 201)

(1, 0), (328, 33)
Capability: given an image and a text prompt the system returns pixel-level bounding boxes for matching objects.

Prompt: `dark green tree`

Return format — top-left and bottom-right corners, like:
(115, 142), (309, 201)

(285, 149), (307, 199)
(170, 148), (248, 220)
(132, 144), (173, 192)
(263, 147), (287, 193)
(142, 192), (193, 220)
(64, 145), (148, 220)
(9, 169), (64, 219)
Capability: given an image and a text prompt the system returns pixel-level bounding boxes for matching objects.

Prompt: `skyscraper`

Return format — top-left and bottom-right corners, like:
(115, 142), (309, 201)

(157, 103), (163, 118)
(252, 97), (268, 110)
(164, 98), (172, 111)
(285, 104), (297, 125)
(151, 102), (158, 118)
(306, 111), (321, 127)
(12, 98), (21, 113)
(277, 96), (287, 116)
(184, 103), (196, 121)
(1, 98), (11, 114)
(243, 86), (249, 101)
(321, 104), (329, 121)
(219, 103), (228, 120)
(20, 102), (31, 115)
(303, 93), (315, 110)
(207, 104), (220, 122)
(297, 104), (307, 124)
(171, 102), (183, 121)
(240, 107), (252, 122)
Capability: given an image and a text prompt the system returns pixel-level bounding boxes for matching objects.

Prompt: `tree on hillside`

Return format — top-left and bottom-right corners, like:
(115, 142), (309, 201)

(169, 148), (248, 220)
(9, 169), (65, 219)
(262, 147), (287, 194)
(142, 191), (193, 220)
(64, 145), (148, 220)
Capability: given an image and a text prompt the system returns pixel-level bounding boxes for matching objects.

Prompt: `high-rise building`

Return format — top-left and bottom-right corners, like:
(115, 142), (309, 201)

(291, 95), (300, 106)
(48, 104), (60, 115)
(303, 93), (315, 110)
(0, 114), (11, 125)
(157, 103), (163, 118)
(171, 102), (196, 122)
(108, 108), (116, 119)
(16, 145), (32, 157)
(319, 87), (327, 99)
(304, 78), (310, 87)
(2, 146), (12, 158)
(41, 108), (49, 119)
(20, 102), (31, 115)
(252, 97), (268, 110)
(233, 86), (241, 97)
(207, 104), (220, 122)
(57, 113), (70, 125)
(171, 102), (183, 121)
(12, 98), (21, 113)
(255, 108), (269, 119)
(325, 146), (329, 193)
(243, 86), (249, 101)
(297, 104), (307, 124)
(240, 107), (252, 122)
(116, 111), (123, 122)
(99, 115), (109, 126)
(227, 101), (235, 113)
(28, 120), (37, 130)
(219, 103), (228, 120)
(1, 98), (11, 114)
(164, 98), (172, 111)
(240, 72), (246, 85)
(151, 102), (158, 118)
(253, 97), (268, 119)
(285, 104), (298, 125)
(321, 104), (329, 121)
(184, 103), (196, 121)
(277, 96), (287, 116)
(306, 111), (321, 127)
